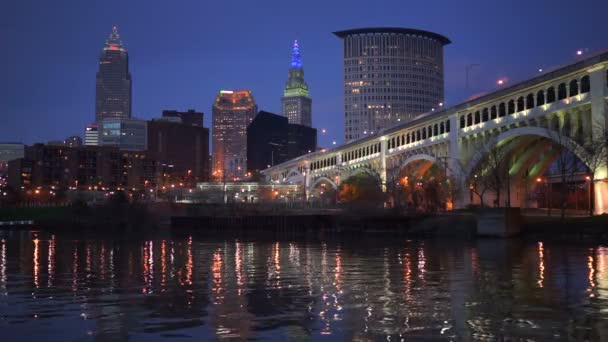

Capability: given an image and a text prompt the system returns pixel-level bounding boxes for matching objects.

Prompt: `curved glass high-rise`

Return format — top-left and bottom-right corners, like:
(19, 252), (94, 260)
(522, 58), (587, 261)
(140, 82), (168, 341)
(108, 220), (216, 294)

(281, 40), (312, 127)
(95, 26), (132, 121)
(334, 27), (450, 142)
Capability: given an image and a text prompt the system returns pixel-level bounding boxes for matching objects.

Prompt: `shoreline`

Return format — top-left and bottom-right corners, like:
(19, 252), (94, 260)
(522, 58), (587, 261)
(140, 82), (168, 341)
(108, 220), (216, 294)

(1, 204), (606, 240)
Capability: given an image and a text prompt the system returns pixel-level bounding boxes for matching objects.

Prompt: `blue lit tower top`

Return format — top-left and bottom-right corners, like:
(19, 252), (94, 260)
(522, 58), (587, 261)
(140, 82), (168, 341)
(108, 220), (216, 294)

(282, 40), (312, 127)
(291, 40), (302, 68)
(283, 40), (309, 98)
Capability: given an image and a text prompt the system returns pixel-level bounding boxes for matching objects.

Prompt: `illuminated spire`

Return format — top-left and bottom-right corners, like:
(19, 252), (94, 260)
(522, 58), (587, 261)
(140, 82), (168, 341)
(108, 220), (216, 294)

(104, 25), (125, 51)
(290, 40), (302, 68)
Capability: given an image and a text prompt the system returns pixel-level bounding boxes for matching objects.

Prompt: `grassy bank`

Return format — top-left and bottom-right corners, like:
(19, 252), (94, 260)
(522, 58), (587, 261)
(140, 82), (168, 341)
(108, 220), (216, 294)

(0, 206), (72, 221)
(523, 214), (608, 239)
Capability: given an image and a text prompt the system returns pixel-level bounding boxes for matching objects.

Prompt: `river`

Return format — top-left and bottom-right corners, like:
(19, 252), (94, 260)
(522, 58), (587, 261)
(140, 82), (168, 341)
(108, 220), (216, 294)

(0, 231), (606, 340)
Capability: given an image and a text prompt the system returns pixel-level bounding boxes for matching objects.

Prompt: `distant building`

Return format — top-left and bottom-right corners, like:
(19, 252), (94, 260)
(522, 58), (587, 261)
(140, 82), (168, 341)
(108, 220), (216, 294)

(334, 27), (450, 142)
(247, 111), (317, 175)
(162, 109), (204, 127)
(287, 124), (317, 158)
(65, 136), (82, 147)
(8, 144), (157, 191)
(147, 117), (210, 183)
(0, 143), (25, 179)
(99, 117), (147, 151)
(46, 136), (82, 147)
(85, 123), (100, 146)
(247, 111), (289, 174)
(47, 140), (65, 146)
(281, 40), (312, 127)
(96, 26), (132, 121)
(212, 90), (257, 181)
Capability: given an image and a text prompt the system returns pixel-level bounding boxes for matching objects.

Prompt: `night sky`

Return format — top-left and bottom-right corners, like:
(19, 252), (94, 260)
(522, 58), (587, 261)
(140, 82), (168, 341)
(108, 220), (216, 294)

(2, 0), (607, 148)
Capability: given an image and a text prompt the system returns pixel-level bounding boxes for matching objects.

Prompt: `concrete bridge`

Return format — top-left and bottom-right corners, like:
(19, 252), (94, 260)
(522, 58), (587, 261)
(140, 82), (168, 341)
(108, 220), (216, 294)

(262, 52), (608, 214)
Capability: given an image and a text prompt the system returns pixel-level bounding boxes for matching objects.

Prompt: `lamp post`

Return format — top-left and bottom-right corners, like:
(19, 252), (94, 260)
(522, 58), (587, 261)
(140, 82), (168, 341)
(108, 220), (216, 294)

(537, 177), (551, 216)
(586, 175), (592, 216)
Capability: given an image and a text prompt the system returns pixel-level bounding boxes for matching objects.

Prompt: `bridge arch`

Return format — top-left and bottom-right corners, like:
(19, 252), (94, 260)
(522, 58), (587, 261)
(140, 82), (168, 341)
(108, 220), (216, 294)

(343, 166), (379, 180)
(285, 168), (304, 183)
(311, 176), (338, 190)
(464, 126), (590, 179)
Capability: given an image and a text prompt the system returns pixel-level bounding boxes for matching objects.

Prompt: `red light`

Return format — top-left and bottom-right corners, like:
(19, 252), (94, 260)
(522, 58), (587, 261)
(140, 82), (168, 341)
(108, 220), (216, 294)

(108, 45), (119, 51)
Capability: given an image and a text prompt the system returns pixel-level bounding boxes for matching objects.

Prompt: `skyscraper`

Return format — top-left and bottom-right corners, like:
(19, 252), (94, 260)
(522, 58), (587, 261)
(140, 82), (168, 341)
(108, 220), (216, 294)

(334, 28), (450, 142)
(281, 40), (312, 127)
(212, 90), (257, 181)
(95, 26), (132, 121)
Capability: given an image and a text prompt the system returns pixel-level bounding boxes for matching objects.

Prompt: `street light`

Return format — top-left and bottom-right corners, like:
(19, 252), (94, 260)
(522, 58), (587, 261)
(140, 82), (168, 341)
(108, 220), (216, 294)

(536, 177), (551, 216)
(586, 175), (592, 216)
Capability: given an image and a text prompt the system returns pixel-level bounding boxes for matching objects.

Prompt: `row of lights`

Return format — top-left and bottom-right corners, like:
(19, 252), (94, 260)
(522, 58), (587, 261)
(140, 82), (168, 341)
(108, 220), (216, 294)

(498, 49), (587, 86)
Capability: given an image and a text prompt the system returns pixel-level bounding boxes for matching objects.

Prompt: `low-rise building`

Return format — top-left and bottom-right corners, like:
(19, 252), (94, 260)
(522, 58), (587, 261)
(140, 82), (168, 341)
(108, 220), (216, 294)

(7, 144), (157, 191)
(147, 113), (210, 184)
(99, 117), (147, 151)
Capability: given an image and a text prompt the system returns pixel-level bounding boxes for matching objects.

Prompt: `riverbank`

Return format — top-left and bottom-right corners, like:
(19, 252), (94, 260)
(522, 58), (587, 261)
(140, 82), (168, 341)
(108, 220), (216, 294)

(1, 204), (607, 240)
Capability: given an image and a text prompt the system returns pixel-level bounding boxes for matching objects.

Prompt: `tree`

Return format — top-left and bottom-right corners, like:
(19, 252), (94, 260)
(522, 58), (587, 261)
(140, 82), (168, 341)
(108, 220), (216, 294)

(338, 173), (385, 209)
(548, 128), (588, 219)
(469, 137), (513, 208)
(573, 124), (608, 216)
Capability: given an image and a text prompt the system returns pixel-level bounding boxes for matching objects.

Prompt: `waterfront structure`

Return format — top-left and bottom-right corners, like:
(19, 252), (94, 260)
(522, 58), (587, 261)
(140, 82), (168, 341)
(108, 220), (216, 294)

(334, 28), (450, 142)
(281, 40), (312, 127)
(247, 111), (318, 175)
(7, 144), (157, 191)
(212, 90), (257, 181)
(148, 116), (210, 183)
(85, 123), (100, 146)
(99, 117), (147, 151)
(263, 51), (608, 215)
(194, 182), (302, 203)
(95, 26), (132, 121)
(162, 109), (204, 126)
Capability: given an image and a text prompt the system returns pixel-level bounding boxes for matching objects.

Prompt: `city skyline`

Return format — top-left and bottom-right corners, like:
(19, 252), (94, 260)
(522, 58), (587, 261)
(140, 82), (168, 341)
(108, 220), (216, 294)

(2, 0), (607, 148)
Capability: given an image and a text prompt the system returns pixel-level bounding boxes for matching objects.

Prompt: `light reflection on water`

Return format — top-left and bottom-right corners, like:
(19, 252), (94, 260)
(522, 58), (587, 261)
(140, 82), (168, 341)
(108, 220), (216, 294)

(0, 231), (608, 340)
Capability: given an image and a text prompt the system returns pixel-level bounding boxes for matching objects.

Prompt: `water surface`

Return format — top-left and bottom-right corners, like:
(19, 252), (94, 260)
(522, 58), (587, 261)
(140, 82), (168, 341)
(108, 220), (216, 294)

(0, 231), (607, 340)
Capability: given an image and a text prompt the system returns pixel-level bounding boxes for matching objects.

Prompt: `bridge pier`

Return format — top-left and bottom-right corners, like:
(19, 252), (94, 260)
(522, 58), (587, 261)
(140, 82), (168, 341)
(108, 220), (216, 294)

(595, 166), (608, 215)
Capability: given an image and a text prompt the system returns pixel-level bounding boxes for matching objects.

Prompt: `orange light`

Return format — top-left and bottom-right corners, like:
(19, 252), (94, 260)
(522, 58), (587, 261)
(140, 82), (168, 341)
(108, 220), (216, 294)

(536, 177), (542, 183)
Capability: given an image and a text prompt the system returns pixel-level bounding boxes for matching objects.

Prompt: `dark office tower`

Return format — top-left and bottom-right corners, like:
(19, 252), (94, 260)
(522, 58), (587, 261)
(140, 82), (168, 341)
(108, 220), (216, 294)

(287, 124), (317, 159)
(246, 111), (318, 174)
(162, 109), (204, 127)
(281, 40), (312, 127)
(247, 111), (289, 174)
(334, 28), (450, 142)
(95, 26), (132, 121)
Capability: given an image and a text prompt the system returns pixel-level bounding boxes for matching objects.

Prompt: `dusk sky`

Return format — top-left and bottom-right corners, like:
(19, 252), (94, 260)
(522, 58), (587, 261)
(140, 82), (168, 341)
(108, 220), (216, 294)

(2, 0), (607, 147)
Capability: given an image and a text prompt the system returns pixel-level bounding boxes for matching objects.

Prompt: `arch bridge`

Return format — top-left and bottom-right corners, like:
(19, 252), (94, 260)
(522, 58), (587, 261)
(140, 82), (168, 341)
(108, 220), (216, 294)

(262, 52), (608, 214)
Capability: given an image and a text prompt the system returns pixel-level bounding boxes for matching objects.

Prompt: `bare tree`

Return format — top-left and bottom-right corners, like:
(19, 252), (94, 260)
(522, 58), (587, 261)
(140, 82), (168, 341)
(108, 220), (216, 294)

(548, 128), (587, 219)
(573, 123), (608, 216)
(469, 137), (512, 208)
